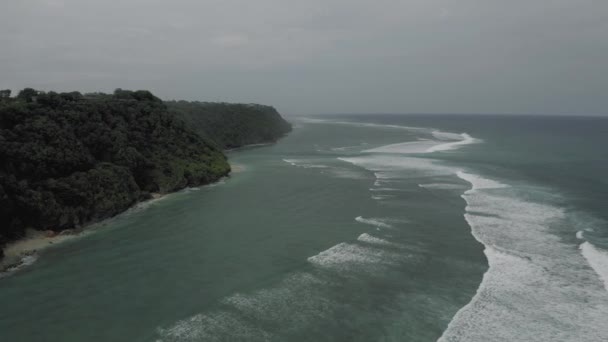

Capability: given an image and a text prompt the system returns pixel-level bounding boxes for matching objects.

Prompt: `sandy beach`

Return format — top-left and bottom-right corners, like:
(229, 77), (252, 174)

(0, 185), (222, 277)
(0, 229), (85, 276)
(0, 191), (164, 276)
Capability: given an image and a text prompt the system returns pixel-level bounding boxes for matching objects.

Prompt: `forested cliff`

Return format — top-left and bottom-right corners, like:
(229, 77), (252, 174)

(167, 101), (292, 149)
(0, 89), (291, 255)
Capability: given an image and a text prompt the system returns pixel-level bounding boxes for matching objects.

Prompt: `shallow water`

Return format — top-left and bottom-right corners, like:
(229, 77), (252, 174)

(1, 114), (607, 341)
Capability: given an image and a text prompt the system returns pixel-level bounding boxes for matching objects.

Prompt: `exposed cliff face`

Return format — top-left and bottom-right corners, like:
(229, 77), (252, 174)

(166, 101), (292, 149)
(0, 89), (232, 246)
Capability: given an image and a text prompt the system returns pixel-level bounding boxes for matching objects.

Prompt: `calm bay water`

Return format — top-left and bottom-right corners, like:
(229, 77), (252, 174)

(1, 114), (607, 341)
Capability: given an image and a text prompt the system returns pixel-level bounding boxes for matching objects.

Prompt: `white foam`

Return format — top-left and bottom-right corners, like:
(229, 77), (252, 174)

(157, 272), (334, 341)
(369, 187), (401, 192)
(355, 216), (393, 229)
(357, 233), (394, 246)
(339, 156), (456, 179)
(363, 140), (439, 154)
(427, 133), (478, 153)
(298, 117), (330, 124)
(131, 195), (168, 211)
(431, 130), (465, 141)
(374, 171), (393, 179)
(204, 179), (226, 188)
(418, 183), (465, 190)
(20, 254), (38, 266)
(361, 131), (478, 155)
(581, 242), (608, 292)
(303, 119), (477, 157)
(307, 242), (399, 271)
(439, 173), (608, 342)
(577, 230), (585, 240)
(282, 159), (328, 169)
(222, 272), (333, 325)
(371, 194), (394, 200)
(328, 168), (369, 180)
(299, 117), (428, 132)
(330, 144), (365, 151)
(456, 171), (508, 192)
(0, 253), (39, 279)
(156, 311), (270, 342)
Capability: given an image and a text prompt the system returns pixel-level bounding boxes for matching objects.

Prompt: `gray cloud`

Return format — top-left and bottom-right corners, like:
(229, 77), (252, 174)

(2, 0), (607, 115)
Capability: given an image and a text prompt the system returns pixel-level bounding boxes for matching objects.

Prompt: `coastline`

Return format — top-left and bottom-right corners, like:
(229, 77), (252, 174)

(230, 162), (244, 173)
(225, 142), (272, 152)
(0, 191), (166, 277)
(0, 229), (84, 276)
(1, 160), (244, 278)
(0, 88), (292, 281)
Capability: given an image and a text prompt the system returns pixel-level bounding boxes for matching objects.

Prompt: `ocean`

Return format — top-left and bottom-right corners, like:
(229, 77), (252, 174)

(1, 114), (607, 341)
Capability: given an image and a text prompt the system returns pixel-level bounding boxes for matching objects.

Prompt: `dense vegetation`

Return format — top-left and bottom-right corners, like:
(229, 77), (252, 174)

(1, 89), (283, 256)
(167, 101), (292, 149)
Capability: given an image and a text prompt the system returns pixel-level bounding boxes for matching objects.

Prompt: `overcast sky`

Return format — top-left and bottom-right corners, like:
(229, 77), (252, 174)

(2, 0), (607, 115)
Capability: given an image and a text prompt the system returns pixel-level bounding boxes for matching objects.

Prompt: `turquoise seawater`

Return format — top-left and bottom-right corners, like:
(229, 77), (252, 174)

(1, 114), (607, 341)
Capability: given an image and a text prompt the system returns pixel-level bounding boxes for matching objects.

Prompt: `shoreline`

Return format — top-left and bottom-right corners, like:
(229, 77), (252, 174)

(0, 229), (85, 276)
(225, 142), (272, 152)
(0, 191), (166, 277)
(1, 160), (244, 278)
(230, 162), (244, 173)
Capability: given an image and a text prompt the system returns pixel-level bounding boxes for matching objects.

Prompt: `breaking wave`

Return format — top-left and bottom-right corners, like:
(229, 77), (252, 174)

(438, 172), (608, 342)
(355, 216), (394, 229)
(282, 159), (328, 169)
(580, 242), (608, 292)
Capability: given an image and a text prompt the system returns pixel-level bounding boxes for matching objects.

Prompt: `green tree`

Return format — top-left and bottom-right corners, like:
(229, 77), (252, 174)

(0, 88), (233, 252)
(0, 88), (290, 257)
(16, 88), (39, 103)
